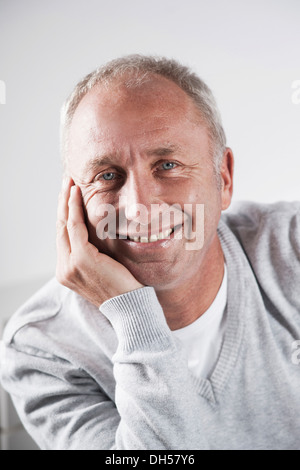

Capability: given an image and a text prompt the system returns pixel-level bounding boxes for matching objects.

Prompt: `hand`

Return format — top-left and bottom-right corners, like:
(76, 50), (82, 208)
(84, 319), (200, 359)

(56, 178), (144, 307)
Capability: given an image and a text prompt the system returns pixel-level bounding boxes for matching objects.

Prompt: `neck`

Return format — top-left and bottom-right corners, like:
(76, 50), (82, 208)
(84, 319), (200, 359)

(156, 234), (225, 331)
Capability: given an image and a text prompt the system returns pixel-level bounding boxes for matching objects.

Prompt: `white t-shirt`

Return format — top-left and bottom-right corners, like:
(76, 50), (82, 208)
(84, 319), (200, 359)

(172, 265), (228, 380)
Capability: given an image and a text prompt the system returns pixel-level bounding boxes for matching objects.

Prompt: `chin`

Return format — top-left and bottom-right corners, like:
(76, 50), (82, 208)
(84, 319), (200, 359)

(121, 260), (180, 291)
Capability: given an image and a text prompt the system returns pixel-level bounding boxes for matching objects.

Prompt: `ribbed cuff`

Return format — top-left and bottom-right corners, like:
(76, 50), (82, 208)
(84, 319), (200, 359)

(100, 287), (173, 353)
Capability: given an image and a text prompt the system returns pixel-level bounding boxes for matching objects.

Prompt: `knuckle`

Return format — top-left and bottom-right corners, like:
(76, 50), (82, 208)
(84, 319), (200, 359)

(67, 219), (78, 233)
(72, 253), (86, 271)
(66, 264), (78, 281)
(56, 269), (68, 287)
(56, 262), (80, 287)
(67, 259), (84, 281)
(56, 219), (66, 233)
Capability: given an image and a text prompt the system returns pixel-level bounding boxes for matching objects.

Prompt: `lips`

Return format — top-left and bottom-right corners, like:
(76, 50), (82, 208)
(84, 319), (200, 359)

(127, 227), (174, 243)
(115, 225), (184, 244)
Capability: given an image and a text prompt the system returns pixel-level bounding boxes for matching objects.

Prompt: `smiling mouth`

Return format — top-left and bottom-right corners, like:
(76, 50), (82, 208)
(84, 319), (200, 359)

(117, 226), (180, 244)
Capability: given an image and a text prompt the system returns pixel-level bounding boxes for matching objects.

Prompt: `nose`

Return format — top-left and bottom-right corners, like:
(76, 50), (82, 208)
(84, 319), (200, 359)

(119, 174), (153, 225)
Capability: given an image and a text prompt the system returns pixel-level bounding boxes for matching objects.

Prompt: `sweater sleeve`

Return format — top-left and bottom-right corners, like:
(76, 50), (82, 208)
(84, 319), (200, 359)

(99, 287), (209, 450)
(0, 341), (121, 450)
(1, 286), (209, 450)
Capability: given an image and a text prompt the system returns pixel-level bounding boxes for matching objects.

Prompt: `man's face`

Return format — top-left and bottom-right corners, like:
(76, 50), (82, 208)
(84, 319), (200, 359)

(67, 75), (232, 290)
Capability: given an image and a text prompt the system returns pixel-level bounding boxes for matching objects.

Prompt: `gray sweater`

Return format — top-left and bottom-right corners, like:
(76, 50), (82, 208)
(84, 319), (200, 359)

(1, 201), (300, 450)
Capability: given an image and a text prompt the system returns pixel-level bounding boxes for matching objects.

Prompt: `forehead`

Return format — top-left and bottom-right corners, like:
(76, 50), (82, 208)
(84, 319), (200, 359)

(67, 75), (207, 173)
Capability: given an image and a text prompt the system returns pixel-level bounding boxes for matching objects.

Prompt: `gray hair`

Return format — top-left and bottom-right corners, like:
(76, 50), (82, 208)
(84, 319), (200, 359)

(60, 54), (226, 174)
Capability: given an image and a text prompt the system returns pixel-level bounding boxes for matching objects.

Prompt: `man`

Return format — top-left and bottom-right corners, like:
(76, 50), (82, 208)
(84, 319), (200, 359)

(1, 55), (300, 450)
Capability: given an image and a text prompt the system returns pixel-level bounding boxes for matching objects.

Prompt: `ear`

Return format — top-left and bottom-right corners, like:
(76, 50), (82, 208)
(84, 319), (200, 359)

(220, 148), (234, 211)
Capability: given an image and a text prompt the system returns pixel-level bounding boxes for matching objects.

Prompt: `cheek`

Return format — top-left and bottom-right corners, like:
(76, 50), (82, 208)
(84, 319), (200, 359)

(84, 195), (113, 247)
(84, 197), (100, 229)
(202, 191), (222, 241)
(183, 183), (221, 237)
(83, 189), (115, 223)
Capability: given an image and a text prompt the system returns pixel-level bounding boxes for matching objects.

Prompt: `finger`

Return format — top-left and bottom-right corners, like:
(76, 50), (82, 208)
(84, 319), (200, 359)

(56, 177), (73, 255)
(57, 177), (73, 223)
(67, 185), (90, 253)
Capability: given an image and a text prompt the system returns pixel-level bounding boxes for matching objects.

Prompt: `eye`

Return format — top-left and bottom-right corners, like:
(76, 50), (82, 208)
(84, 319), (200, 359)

(160, 162), (177, 170)
(102, 172), (115, 181)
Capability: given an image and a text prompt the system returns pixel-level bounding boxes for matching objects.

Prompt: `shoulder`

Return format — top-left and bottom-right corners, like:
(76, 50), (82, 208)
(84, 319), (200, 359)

(221, 200), (300, 252)
(222, 200), (300, 232)
(2, 277), (113, 353)
(2, 278), (65, 345)
(1, 277), (117, 380)
(221, 200), (300, 310)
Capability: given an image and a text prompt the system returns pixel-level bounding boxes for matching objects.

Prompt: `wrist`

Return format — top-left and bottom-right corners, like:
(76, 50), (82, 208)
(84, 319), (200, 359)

(100, 286), (173, 353)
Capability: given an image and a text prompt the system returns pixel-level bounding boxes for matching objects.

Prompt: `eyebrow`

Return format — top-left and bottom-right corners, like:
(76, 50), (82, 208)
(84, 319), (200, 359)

(83, 144), (181, 175)
(145, 144), (180, 157)
(83, 155), (117, 175)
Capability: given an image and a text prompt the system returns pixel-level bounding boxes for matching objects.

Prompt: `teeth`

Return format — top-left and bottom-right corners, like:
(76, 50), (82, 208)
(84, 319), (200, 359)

(128, 228), (173, 243)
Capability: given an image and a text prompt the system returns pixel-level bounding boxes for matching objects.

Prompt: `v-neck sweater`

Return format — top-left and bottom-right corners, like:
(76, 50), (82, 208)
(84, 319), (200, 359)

(172, 263), (228, 380)
(1, 201), (300, 450)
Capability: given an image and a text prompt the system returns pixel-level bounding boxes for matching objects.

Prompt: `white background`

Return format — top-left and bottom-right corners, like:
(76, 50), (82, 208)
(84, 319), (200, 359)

(0, 0), (299, 288)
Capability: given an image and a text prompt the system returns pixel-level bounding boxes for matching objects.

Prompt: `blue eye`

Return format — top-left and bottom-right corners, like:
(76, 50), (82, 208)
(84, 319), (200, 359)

(102, 172), (115, 180)
(161, 162), (176, 170)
